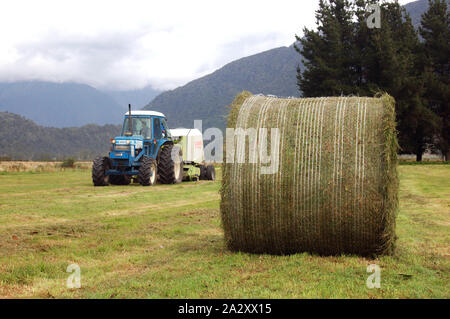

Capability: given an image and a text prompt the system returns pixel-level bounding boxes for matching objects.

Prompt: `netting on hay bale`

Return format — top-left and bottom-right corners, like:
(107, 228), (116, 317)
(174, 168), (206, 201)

(220, 91), (399, 256)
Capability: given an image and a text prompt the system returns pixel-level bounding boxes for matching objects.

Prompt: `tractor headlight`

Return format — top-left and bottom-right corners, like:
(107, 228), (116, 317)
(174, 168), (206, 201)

(126, 140), (131, 145)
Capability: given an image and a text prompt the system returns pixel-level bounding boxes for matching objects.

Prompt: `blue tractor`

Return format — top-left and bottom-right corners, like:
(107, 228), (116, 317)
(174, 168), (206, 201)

(92, 105), (183, 186)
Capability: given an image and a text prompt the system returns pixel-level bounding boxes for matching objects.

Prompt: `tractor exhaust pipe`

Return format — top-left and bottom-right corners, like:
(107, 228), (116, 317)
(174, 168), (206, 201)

(128, 104), (132, 134)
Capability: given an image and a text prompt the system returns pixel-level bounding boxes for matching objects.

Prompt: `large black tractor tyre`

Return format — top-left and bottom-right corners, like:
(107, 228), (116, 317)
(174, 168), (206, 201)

(199, 165), (207, 180)
(121, 175), (131, 185)
(110, 175), (131, 185)
(158, 145), (183, 184)
(138, 156), (157, 186)
(92, 157), (110, 186)
(205, 165), (216, 181)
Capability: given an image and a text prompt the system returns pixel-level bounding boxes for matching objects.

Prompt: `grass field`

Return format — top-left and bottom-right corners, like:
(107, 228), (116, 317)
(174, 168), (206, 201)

(0, 164), (448, 298)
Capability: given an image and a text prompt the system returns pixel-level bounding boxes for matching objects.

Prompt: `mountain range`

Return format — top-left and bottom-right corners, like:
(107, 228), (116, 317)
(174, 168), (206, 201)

(0, 0), (436, 159)
(0, 0), (431, 131)
(0, 82), (124, 127)
(143, 0), (433, 130)
(0, 81), (163, 128)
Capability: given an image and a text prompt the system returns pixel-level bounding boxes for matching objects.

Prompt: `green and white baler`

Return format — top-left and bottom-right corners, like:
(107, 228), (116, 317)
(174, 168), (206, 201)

(170, 128), (215, 181)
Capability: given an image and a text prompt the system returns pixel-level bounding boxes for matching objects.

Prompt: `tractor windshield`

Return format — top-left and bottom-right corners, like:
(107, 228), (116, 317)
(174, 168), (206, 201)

(122, 117), (152, 139)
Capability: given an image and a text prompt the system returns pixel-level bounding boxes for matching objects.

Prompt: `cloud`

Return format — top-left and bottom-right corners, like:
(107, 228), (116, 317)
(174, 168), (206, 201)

(0, 0), (416, 90)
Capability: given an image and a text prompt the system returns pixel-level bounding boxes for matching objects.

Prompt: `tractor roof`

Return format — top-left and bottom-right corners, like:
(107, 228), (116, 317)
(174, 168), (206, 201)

(124, 110), (166, 118)
(170, 128), (202, 137)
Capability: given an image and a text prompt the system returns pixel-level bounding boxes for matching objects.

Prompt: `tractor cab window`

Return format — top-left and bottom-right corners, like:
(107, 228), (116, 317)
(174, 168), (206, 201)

(161, 119), (171, 138)
(153, 118), (162, 139)
(122, 117), (152, 139)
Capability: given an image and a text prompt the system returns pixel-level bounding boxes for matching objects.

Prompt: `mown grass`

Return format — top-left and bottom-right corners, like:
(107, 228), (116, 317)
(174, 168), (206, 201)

(0, 165), (448, 298)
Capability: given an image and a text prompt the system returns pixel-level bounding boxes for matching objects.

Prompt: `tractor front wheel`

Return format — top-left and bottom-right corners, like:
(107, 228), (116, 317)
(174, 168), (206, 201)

(92, 157), (110, 186)
(138, 156), (157, 186)
(158, 145), (183, 184)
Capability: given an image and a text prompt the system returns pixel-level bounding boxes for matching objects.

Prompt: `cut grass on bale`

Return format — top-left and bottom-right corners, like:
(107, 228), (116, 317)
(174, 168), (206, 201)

(0, 165), (448, 298)
(221, 92), (398, 256)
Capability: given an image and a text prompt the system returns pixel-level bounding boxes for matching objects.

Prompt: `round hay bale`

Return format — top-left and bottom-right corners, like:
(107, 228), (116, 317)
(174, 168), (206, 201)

(220, 91), (399, 256)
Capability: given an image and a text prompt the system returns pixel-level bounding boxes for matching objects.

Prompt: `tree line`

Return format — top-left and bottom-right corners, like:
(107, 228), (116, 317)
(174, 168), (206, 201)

(296, 0), (449, 161)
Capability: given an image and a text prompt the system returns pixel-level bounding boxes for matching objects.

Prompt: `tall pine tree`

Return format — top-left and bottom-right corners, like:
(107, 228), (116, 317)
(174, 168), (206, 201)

(295, 0), (355, 96)
(380, 1), (439, 161)
(297, 0), (440, 161)
(419, 0), (450, 160)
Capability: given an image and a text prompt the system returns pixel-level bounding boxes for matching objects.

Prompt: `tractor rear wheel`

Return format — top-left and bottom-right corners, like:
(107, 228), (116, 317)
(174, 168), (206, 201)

(206, 165), (215, 181)
(92, 157), (110, 186)
(158, 145), (183, 184)
(138, 156), (157, 186)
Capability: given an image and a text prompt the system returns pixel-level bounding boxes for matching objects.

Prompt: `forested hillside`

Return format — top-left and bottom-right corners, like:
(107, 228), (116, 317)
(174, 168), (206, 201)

(0, 112), (120, 160)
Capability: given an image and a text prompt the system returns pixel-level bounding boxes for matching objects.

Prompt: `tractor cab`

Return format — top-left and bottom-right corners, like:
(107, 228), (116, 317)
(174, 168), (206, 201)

(109, 110), (172, 164)
(109, 111), (172, 165)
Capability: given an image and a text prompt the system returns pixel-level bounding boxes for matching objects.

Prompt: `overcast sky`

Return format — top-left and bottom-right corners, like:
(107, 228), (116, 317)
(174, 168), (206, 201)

(0, 0), (415, 91)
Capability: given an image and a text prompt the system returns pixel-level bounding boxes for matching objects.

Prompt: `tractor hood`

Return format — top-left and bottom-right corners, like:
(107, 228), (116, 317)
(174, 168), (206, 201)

(113, 136), (144, 149)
